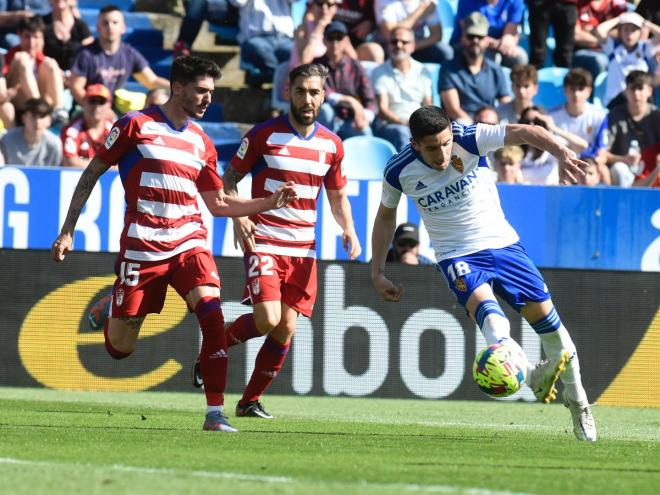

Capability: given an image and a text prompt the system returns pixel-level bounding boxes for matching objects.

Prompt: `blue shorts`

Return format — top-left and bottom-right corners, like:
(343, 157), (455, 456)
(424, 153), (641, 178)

(437, 242), (551, 311)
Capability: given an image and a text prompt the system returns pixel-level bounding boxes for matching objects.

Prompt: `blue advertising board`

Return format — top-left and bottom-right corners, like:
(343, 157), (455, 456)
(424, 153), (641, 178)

(1, 166), (658, 271)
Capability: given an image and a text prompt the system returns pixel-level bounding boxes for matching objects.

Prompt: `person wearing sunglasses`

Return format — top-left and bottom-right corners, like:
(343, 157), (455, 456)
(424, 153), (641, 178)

(60, 83), (113, 168)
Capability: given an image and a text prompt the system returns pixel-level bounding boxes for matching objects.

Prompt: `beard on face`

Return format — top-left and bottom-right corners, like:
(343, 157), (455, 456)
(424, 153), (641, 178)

(290, 101), (318, 126)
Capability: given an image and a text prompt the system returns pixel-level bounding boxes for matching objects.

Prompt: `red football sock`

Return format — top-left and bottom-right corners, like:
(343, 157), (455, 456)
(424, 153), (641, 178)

(195, 297), (228, 407)
(103, 320), (131, 360)
(225, 313), (261, 348)
(240, 334), (290, 404)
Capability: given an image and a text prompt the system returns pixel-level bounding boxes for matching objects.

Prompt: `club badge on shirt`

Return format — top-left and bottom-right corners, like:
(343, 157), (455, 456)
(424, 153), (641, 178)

(451, 155), (464, 173)
(104, 127), (120, 149)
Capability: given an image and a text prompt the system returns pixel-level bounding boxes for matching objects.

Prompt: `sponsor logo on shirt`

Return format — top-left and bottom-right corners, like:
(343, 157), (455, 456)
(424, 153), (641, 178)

(417, 171), (478, 209)
(237, 137), (249, 159)
(104, 127), (120, 149)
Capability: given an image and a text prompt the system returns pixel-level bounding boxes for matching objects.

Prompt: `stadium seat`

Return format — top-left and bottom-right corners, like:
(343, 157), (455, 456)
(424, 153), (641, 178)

(423, 63), (441, 106)
(199, 122), (243, 165)
(501, 66), (512, 97)
(292, 0), (307, 27)
(271, 62), (290, 113)
(533, 67), (568, 110)
(78, 0), (134, 10)
(436, 0), (456, 43)
(592, 71), (608, 109)
(199, 102), (225, 123)
(342, 136), (397, 180)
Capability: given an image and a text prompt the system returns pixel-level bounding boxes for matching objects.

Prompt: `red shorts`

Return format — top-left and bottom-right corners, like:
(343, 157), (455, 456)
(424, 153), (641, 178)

(110, 248), (221, 318)
(241, 252), (317, 317)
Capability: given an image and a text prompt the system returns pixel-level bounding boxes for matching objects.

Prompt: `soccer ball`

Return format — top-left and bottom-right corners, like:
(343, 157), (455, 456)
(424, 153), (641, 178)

(472, 343), (527, 398)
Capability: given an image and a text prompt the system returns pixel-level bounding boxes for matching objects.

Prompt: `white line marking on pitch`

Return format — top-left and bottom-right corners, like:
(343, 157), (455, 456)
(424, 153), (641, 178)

(0, 457), (532, 495)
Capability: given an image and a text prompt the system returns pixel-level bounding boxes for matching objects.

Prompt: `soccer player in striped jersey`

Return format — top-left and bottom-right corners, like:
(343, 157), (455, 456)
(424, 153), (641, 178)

(370, 106), (597, 442)
(50, 56), (297, 433)
(219, 62), (361, 419)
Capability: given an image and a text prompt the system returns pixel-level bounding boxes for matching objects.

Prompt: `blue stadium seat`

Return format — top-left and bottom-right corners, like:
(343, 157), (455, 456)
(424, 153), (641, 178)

(78, 0), (134, 10)
(342, 136), (397, 180)
(199, 102), (224, 123)
(199, 122), (243, 164)
(271, 61), (290, 113)
(592, 71), (608, 109)
(501, 66), (512, 97)
(436, 0), (456, 43)
(533, 67), (568, 110)
(423, 63), (441, 106)
(292, 0), (307, 27)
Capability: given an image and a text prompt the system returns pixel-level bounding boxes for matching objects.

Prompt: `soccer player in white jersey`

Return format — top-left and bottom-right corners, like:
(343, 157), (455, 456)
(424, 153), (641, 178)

(50, 56), (297, 433)
(370, 106), (597, 442)
(212, 63), (361, 419)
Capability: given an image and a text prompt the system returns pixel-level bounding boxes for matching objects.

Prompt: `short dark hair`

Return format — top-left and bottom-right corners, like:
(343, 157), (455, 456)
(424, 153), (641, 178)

(22, 98), (52, 118)
(100, 4), (122, 15)
(563, 67), (592, 88)
(288, 63), (328, 87)
(625, 70), (652, 88)
(169, 55), (221, 87)
(18, 16), (45, 34)
(409, 106), (451, 142)
(510, 64), (537, 85)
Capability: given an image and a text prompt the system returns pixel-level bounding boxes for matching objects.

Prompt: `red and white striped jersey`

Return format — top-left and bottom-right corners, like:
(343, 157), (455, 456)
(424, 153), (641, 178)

(230, 115), (346, 259)
(96, 106), (223, 262)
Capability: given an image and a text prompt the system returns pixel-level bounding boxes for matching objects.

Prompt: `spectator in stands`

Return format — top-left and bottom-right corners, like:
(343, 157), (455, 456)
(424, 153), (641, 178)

(497, 64), (538, 124)
(571, 0), (627, 80)
(606, 71), (660, 188)
(145, 87), (169, 107)
(594, 11), (660, 109)
(334, 0), (383, 61)
(518, 106), (559, 184)
(376, 0), (453, 64)
(0, 0), (51, 50)
(493, 145), (525, 184)
(173, 0), (239, 56)
(371, 27), (432, 150)
(60, 83), (112, 168)
(473, 105), (499, 124)
(526, 0), (577, 69)
(0, 57), (17, 129)
(291, 0), (337, 67)
(4, 16), (67, 124)
(575, 156), (602, 186)
(549, 68), (609, 183)
(0, 97), (61, 166)
(70, 5), (169, 105)
(451, 0), (528, 67)
(314, 21), (377, 139)
(386, 222), (434, 265)
(42, 0), (93, 73)
(233, 0), (294, 84)
(439, 12), (510, 124)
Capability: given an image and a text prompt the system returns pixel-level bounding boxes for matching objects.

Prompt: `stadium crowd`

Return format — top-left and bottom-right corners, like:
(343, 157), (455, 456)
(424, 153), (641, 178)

(0, 0), (657, 187)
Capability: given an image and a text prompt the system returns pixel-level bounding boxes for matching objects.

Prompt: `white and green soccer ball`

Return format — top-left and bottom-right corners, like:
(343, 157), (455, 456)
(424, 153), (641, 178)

(472, 343), (527, 398)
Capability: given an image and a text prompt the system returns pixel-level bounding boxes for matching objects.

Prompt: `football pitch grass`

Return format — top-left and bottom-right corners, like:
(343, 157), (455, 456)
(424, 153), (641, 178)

(1, 387), (659, 495)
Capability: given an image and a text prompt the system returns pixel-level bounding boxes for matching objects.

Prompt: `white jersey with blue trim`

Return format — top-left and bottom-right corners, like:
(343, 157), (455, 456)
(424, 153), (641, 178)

(381, 122), (519, 262)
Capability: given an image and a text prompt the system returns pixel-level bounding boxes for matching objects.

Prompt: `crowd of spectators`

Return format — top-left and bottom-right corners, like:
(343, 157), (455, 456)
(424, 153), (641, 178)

(0, 0), (657, 188)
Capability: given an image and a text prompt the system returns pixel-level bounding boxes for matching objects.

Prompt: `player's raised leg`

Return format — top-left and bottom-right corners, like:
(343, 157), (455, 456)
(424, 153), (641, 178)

(522, 300), (596, 441)
(104, 316), (144, 359)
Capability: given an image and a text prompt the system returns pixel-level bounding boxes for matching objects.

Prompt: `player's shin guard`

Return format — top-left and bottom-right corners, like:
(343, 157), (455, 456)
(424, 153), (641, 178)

(103, 320), (132, 360)
(225, 313), (261, 347)
(531, 307), (588, 403)
(240, 334), (289, 404)
(195, 297), (228, 407)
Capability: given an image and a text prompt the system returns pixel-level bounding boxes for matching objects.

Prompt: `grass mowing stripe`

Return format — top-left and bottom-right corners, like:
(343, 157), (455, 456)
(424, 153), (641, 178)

(0, 457), (533, 495)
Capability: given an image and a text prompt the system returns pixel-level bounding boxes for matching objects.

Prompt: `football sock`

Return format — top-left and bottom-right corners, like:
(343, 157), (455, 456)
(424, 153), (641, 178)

(226, 313), (261, 348)
(531, 308), (588, 404)
(103, 320), (131, 360)
(195, 296), (228, 407)
(475, 300), (511, 345)
(240, 334), (290, 405)
(206, 405), (222, 414)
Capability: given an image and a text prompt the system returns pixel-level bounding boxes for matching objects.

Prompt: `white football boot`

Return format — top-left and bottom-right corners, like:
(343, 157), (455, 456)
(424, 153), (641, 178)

(563, 389), (597, 442)
(528, 350), (569, 403)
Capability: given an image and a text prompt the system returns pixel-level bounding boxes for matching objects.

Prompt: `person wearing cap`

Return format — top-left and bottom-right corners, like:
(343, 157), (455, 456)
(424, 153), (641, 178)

(594, 11), (659, 108)
(60, 83), (113, 168)
(439, 11), (510, 124)
(450, 0), (528, 68)
(0, 97), (62, 166)
(313, 20), (377, 139)
(386, 222), (434, 265)
(377, 0), (453, 64)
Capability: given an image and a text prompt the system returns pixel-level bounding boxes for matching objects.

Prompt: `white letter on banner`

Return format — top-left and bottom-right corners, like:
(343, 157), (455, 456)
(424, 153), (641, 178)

(320, 181), (359, 260)
(108, 175), (125, 252)
(323, 264), (388, 396)
(59, 170), (101, 251)
(641, 208), (660, 272)
(400, 309), (464, 399)
(0, 167), (29, 248)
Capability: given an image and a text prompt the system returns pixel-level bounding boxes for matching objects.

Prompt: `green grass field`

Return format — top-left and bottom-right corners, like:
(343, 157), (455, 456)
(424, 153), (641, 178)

(1, 387), (659, 495)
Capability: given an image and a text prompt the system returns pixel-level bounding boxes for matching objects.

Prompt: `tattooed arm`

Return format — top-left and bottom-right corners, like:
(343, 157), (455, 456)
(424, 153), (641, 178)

(222, 165), (256, 252)
(51, 156), (111, 262)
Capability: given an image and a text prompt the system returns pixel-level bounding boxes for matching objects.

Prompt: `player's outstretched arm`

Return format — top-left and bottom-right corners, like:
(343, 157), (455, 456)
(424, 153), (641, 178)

(504, 124), (587, 185)
(326, 187), (361, 259)
(201, 181), (298, 219)
(371, 203), (404, 302)
(51, 156), (111, 262)
(222, 165), (256, 251)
